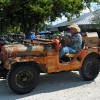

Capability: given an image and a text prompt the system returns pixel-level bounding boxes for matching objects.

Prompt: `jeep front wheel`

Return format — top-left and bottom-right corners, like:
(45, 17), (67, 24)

(79, 57), (99, 81)
(6, 63), (39, 94)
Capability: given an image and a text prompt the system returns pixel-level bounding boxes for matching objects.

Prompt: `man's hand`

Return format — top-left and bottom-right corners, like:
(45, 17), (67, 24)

(57, 33), (61, 37)
(57, 33), (71, 42)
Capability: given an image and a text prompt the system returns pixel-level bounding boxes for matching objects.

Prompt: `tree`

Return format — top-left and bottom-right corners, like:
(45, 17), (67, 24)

(91, 2), (100, 28)
(91, 10), (100, 28)
(1, 0), (100, 38)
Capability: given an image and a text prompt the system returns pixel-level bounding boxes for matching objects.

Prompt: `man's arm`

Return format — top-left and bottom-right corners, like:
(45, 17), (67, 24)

(57, 34), (71, 42)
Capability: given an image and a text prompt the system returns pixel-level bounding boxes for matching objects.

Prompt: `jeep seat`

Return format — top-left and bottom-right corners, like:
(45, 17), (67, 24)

(65, 53), (75, 58)
(65, 40), (85, 58)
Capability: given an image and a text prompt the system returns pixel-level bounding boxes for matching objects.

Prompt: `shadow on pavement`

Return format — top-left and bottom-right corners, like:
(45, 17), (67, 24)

(0, 71), (94, 99)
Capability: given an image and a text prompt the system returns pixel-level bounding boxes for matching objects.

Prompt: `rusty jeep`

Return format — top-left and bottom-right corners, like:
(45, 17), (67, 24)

(0, 32), (100, 94)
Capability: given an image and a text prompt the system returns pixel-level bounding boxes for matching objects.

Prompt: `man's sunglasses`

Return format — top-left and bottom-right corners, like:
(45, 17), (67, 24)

(70, 28), (75, 30)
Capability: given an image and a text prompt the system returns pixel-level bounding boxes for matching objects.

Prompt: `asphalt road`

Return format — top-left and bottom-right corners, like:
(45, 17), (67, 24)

(0, 71), (100, 100)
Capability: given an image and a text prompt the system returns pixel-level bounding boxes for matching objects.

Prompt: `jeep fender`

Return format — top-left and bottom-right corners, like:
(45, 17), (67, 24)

(74, 49), (100, 66)
(4, 57), (40, 70)
(4, 56), (47, 73)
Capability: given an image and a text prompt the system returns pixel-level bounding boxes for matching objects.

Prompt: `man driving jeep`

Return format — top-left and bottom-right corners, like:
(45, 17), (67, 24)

(57, 23), (82, 59)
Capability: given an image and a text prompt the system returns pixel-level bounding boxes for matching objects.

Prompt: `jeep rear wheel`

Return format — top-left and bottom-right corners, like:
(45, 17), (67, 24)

(6, 63), (39, 94)
(79, 57), (99, 81)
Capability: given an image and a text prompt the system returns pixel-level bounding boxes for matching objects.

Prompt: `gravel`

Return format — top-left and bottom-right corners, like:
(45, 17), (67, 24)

(0, 71), (100, 100)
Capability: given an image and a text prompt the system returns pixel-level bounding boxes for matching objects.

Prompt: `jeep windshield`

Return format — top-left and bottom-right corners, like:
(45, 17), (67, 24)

(23, 38), (54, 44)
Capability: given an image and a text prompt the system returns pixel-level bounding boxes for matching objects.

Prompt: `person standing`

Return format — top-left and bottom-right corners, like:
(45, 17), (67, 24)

(29, 32), (36, 42)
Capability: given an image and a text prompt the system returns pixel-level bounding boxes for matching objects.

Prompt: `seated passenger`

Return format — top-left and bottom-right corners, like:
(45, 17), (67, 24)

(52, 33), (61, 48)
(57, 24), (82, 59)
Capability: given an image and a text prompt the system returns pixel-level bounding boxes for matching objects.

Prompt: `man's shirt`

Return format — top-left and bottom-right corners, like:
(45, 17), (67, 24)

(30, 34), (36, 39)
(67, 33), (82, 51)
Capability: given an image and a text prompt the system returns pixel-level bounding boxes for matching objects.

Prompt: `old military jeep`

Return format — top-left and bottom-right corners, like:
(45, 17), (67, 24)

(0, 32), (100, 94)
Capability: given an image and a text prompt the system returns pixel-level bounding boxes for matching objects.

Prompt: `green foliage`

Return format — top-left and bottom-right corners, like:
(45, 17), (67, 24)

(0, 0), (100, 37)
(91, 10), (100, 30)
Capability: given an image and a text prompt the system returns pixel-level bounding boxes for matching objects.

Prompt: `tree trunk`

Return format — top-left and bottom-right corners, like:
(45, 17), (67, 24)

(24, 29), (31, 39)
(35, 24), (38, 35)
(23, 25), (33, 39)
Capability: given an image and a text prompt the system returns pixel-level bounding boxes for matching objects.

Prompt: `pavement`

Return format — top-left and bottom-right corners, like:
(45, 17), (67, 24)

(0, 71), (100, 100)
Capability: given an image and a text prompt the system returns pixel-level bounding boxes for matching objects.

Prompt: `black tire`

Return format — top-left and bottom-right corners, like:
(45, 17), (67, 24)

(0, 69), (8, 79)
(6, 62), (39, 94)
(0, 65), (5, 71)
(79, 57), (99, 81)
(0, 65), (8, 79)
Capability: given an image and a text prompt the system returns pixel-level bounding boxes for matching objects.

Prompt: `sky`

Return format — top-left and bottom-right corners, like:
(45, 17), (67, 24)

(52, 2), (100, 25)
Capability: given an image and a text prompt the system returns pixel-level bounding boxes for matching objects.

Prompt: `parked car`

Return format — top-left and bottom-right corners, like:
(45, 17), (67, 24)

(0, 41), (6, 51)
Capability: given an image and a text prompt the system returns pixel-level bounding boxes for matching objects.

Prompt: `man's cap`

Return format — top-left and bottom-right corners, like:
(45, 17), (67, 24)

(52, 34), (57, 38)
(67, 23), (81, 32)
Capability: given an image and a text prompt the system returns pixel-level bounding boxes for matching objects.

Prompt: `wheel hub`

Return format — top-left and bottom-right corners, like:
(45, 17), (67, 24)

(21, 76), (28, 83)
(15, 70), (33, 88)
(86, 62), (94, 74)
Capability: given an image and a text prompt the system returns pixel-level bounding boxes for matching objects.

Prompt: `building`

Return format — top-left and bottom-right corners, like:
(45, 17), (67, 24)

(52, 10), (100, 35)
